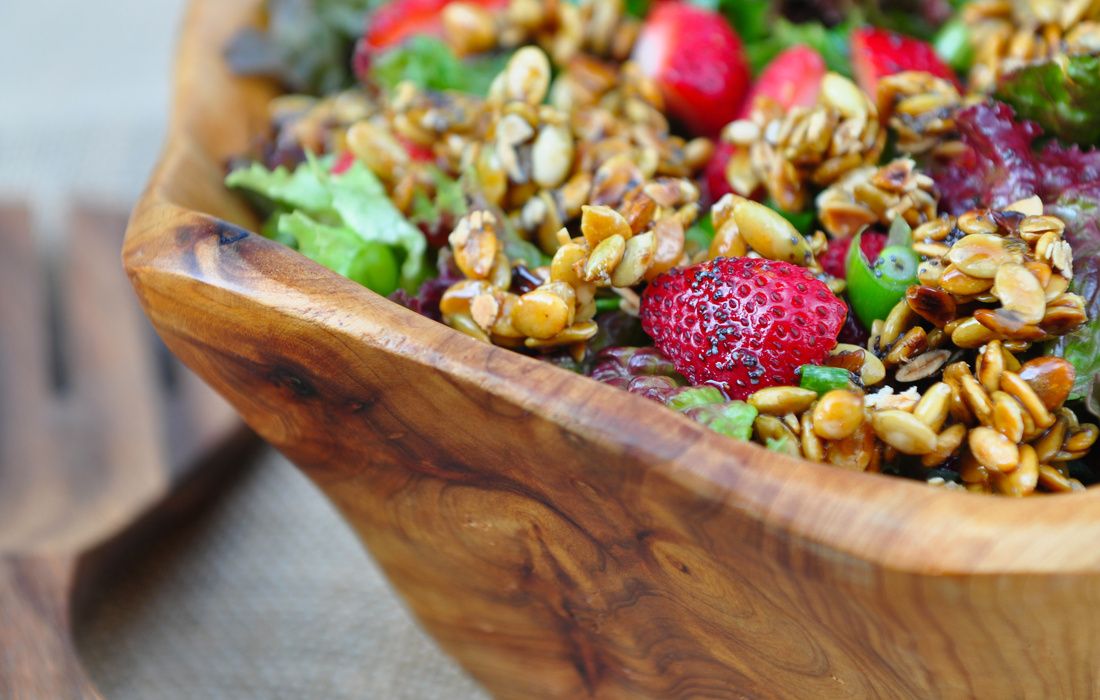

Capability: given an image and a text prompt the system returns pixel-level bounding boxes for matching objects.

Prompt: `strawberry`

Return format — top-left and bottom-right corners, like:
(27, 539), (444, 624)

(362, 0), (508, 52)
(818, 231), (887, 279)
(640, 258), (846, 399)
(851, 27), (959, 97)
(632, 3), (751, 138)
(704, 46), (825, 204)
(738, 45), (825, 119)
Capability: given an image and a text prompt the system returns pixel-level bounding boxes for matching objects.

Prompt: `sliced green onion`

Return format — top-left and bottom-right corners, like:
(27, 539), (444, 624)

(799, 365), (856, 395)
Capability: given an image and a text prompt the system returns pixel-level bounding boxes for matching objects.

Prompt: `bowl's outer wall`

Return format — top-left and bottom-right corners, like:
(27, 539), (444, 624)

(124, 0), (1100, 697)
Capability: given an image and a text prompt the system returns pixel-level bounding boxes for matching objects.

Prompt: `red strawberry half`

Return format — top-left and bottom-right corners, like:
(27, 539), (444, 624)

(632, 3), (751, 138)
(640, 257), (846, 399)
(851, 27), (959, 97)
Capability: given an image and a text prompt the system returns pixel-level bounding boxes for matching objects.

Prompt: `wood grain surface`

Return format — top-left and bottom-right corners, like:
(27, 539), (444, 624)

(0, 204), (254, 699)
(123, 0), (1100, 697)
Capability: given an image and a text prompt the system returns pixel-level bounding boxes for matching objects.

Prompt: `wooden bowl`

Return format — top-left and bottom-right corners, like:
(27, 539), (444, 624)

(124, 1), (1100, 697)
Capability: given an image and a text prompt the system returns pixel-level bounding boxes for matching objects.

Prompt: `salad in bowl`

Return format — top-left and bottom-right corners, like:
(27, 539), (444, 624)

(223, 0), (1100, 496)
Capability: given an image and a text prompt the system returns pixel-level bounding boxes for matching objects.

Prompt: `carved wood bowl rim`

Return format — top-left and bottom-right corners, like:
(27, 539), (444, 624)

(124, 0), (1100, 581)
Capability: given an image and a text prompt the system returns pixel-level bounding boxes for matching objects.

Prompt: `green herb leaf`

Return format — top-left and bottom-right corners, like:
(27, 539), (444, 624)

(689, 0), (772, 43)
(996, 53), (1100, 146)
(410, 166), (468, 229)
(370, 36), (509, 96)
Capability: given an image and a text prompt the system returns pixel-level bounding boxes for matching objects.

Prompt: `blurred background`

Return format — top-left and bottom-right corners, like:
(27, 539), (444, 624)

(0, 2), (484, 697)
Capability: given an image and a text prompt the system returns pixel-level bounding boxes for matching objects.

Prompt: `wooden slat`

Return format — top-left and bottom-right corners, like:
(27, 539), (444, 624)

(50, 205), (167, 549)
(0, 205), (58, 550)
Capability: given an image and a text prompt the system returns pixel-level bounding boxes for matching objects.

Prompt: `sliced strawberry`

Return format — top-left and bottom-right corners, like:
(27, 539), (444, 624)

(632, 3), (751, 138)
(738, 45), (826, 119)
(818, 231), (888, 279)
(851, 27), (959, 97)
(363, 0), (508, 52)
(640, 257), (846, 399)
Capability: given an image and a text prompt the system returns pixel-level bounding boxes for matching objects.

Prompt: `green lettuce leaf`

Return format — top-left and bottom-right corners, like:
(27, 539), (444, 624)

(278, 211), (400, 295)
(370, 36), (509, 95)
(226, 156), (427, 288)
(996, 54), (1100, 146)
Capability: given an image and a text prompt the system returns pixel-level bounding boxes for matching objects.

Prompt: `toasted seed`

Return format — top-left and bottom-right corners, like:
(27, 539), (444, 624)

(913, 383), (952, 432)
(733, 198), (814, 266)
(450, 211), (500, 279)
(550, 241), (588, 286)
(580, 205), (632, 247)
(885, 326), (928, 366)
(583, 234), (626, 284)
(872, 410), (938, 455)
(895, 350), (951, 383)
(754, 415), (799, 450)
(960, 373), (994, 425)
(940, 264), (996, 296)
(992, 263), (1046, 324)
(709, 218), (748, 259)
(1044, 273), (1070, 302)
(801, 411), (825, 461)
(504, 46), (551, 104)
(1065, 424), (1099, 453)
(906, 285), (957, 328)
(812, 390), (865, 440)
(991, 391), (1026, 443)
(489, 292), (523, 338)
(921, 423), (968, 468)
(1000, 371), (1055, 430)
(531, 124), (574, 188)
(447, 310), (495, 343)
(948, 233), (1025, 279)
(917, 258), (946, 286)
(1017, 356), (1075, 411)
(993, 443), (1038, 496)
(825, 420), (875, 472)
(969, 426), (1020, 474)
(512, 285), (574, 339)
(524, 320), (599, 348)
(748, 386), (819, 416)
(881, 299), (916, 349)
(951, 316), (997, 349)
(442, 2), (496, 55)
(957, 209), (999, 236)
(976, 341), (1006, 394)
(611, 232), (656, 287)
(1033, 417), (1068, 464)
(821, 72), (870, 117)
(1038, 464), (1074, 493)
(645, 216), (686, 280)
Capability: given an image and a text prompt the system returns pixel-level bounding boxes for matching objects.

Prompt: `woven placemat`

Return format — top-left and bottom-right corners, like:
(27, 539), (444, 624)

(76, 448), (487, 700)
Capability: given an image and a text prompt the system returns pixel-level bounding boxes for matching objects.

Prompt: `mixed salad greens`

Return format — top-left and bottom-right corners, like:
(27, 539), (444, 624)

(225, 0), (1100, 494)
